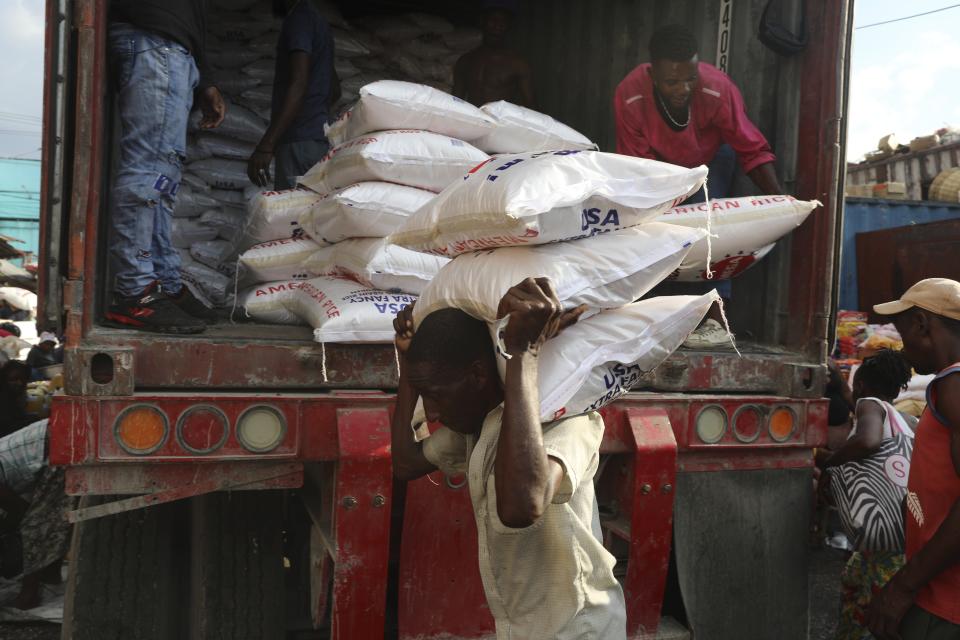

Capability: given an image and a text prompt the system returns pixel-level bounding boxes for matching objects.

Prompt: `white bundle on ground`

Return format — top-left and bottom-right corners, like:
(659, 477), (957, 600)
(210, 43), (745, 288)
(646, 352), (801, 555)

(237, 236), (323, 283)
(188, 158), (251, 190)
(516, 291), (719, 421)
(656, 195), (821, 281)
(324, 81), (495, 146)
(284, 276), (417, 342)
(299, 130), (489, 193)
(244, 188), (325, 246)
(238, 280), (305, 324)
(304, 238), (448, 295)
(473, 101), (596, 154)
(182, 261), (232, 307)
(391, 150), (708, 257)
(175, 185), (220, 217)
(413, 223), (706, 327)
(304, 181), (434, 243)
(172, 218), (219, 248)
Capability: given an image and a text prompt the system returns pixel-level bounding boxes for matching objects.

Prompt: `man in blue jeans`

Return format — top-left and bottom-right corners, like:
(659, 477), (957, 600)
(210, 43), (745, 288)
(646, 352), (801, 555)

(106, 1), (226, 334)
(247, 0), (339, 190)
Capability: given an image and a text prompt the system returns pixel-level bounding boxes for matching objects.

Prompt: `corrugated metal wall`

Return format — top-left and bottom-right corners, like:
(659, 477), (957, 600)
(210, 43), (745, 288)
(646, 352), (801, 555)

(839, 198), (960, 310)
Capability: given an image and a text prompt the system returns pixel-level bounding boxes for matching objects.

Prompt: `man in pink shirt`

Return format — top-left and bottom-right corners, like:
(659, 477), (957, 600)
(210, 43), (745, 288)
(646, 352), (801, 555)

(614, 24), (782, 201)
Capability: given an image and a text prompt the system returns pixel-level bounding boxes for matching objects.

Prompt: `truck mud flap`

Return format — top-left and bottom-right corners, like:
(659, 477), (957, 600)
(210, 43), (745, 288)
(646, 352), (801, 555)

(672, 468), (811, 640)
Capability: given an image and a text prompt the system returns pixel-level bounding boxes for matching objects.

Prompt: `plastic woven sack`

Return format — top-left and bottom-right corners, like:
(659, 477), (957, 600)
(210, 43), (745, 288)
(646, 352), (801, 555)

(473, 101), (596, 154)
(304, 181), (434, 243)
(244, 188), (325, 247)
(239, 280), (305, 324)
(304, 238), (448, 295)
(237, 236), (323, 283)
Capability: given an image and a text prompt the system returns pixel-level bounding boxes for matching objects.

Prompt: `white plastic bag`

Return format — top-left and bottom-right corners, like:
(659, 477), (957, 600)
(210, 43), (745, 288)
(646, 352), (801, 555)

(172, 218), (219, 249)
(474, 101), (596, 154)
(413, 222), (706, 326)
(391, 150), (707, 257)
(656, 195), (821, 281)
(299, 130), (489, 194)
(0, 287), (36, 311)
(304, 181), (434, 243)
(190, 239), (240, 272)
(324, 80), (495, 146)
(174, 185), (220, 217)
(244, 188), (325, 246)
(284, 276), (416, 343)
(188, 158), (251, 190)
(194, 101), (265, 143)
(237, 236), (323, 283)
(200, 207), (247, 236)
(304, 238), (448, 295)
(239, 280), (305, 324)
(523, 291), (719, 421)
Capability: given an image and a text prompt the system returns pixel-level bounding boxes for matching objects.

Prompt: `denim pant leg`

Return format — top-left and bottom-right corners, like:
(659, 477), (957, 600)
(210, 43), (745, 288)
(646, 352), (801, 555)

(685, 144), (738, 204)
(108, 24), (199, 297)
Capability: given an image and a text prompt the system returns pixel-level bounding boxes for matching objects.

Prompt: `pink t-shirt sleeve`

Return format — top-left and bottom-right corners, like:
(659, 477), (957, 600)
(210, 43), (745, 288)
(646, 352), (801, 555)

(715, 78), (776, 174)
(614, 83), (655, 159)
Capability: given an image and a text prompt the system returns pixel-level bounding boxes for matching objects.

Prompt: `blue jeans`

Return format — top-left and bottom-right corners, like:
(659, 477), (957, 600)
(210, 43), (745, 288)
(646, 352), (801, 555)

(108, 24), (199, 297)
(685, 144), (737, 204)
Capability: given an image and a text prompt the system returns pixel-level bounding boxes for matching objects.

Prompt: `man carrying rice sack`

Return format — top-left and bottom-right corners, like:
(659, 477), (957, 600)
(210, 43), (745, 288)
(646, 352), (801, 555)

(390, 278), (627, 640)
(247, 0), (340, 190)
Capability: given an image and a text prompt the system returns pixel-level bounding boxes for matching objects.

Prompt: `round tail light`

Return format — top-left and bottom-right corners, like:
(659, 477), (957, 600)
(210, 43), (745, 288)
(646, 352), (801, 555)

(769, 406), (797, 442)
(696, 406), (728, 443)
(177, 405), (229, 454)
(237, 405), (286, 453)
(115, 404), (168, 455)
(733, 405), (763, 443)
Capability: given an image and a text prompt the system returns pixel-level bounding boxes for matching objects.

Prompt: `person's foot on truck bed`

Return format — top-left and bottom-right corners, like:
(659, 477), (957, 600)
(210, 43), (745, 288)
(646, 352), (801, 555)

(105, 285), (206, 334)
(168, 285), (218, 322)
(682, 318), (735, 349)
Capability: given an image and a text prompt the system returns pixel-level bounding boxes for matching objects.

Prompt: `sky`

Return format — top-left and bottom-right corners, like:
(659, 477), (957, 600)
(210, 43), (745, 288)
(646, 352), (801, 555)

(0, 1), (956, 163)
(847, 1), (960, 161)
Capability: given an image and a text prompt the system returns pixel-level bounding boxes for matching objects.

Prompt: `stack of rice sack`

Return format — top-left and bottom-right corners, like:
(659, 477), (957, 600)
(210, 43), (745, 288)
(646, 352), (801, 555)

(237, 80), (493, 341)
(389, 149), (719, 421)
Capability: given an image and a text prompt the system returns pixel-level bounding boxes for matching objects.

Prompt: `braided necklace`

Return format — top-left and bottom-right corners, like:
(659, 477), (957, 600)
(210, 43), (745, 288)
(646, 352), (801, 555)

(655, 89), (690, 129)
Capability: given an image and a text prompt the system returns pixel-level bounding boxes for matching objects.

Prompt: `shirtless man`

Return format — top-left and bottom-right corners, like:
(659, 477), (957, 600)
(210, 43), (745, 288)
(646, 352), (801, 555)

(453, 2), (533, 107)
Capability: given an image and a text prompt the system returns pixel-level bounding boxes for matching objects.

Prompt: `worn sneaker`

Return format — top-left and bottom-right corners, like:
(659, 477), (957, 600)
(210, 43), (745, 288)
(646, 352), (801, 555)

(681, 319), (734, 349)
(169, 285), (219, 322)
(106, 287), (206, 334)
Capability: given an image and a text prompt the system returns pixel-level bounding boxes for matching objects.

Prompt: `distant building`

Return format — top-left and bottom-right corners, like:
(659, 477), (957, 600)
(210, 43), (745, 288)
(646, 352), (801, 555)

(0, 158), (40, 264)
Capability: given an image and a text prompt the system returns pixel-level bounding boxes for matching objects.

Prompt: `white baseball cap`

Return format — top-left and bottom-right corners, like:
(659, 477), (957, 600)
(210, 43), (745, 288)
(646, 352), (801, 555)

(873, 278), (960, 320)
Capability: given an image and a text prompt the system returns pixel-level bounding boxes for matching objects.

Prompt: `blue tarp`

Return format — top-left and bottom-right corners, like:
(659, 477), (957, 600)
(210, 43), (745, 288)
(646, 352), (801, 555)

(0, 158), (40, 259)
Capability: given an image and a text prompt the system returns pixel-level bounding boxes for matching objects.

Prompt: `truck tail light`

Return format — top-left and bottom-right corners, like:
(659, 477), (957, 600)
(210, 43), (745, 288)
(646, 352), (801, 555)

(695, 406), (727, 443)
(115, 404), (168, 455)
(177, 405), (229, 454)
(732, 405), (763, 443)
(768, 406), (797, 442)
(236, 405), (286, 453)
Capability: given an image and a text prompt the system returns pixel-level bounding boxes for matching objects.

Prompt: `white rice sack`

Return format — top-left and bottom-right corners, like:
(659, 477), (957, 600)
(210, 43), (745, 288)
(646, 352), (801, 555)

(335, 58), (360, 79)
(196, 134), (256, 161)
(190, 239), (240, 273)
(332, 29), (372, 57)
(245, 188), (325, 246)
(209, 70), (262, 95)
(400, 37), (454, 61)
(284, 276), (416, 343)
(199, 207), (246, 236)
(0, 287), (36, 311)
(172, 218), (219, 249)
(242, 59), (276, 82)
(315, 0), (349, 28)
(304, 181), (434, 243)
(175, 185), (220, 217)
(300, 130), (489, 193)
(237, 236), (322, 283)
(442, 27), (482, 51)
(239, 280), (305, 324)
(364, 16), (426, 42)
(474, 101), (596, 154)
(657, 196), (821, 281)
(212, 0), (259, 11)
(181, 261), (231, 307)
(180, 173), (210, 192)
(210, 19), (273, 44)
(405, 13), (454, 35)
(522, 291), (719, 422)
(391, 150), (708, 257)
(325, 80), (495, 146)
(413, 222), (706, 327)
(304, 238), (448, 295)
(188, 158), (250, 190)
(206, 49), (262, 70)
(177, 248), (194, 266)
(210, 186), (258, 207)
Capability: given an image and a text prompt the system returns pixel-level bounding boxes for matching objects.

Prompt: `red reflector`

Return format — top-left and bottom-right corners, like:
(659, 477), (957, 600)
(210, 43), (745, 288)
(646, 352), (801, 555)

(177, 406), (229, 454)
(733, 406), (763, 443)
